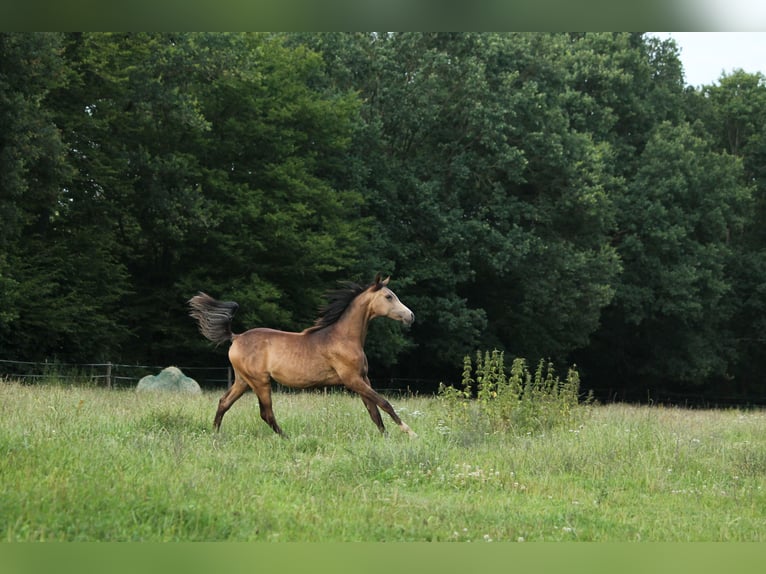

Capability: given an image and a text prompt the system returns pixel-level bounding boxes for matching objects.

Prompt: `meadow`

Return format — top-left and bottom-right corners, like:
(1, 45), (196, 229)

(1, 381), (764, 541)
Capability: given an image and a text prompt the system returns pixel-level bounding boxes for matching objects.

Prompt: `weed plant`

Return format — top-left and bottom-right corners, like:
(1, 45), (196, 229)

(438, 350), (592, 438)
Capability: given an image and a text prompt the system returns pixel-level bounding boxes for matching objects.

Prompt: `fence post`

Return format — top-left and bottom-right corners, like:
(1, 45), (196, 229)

(105, 362), (112, 389)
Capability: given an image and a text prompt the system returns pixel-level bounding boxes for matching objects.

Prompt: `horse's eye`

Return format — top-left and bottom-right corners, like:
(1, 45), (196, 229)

(385, 294), (393, 301)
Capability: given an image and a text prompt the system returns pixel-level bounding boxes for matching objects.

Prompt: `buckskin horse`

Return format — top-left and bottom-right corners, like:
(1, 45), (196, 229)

(188, 274), (417, 438)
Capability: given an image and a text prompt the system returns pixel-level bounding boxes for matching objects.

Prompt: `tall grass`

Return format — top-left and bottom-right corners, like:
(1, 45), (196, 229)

(1, 381), (764, 541)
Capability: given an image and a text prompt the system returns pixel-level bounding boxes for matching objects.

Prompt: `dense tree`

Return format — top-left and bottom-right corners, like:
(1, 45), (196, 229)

(300, 33), (624, 380)
(565, 35), (751, 397)
(179, 34), (363, 332)
(0, 33), (365, 364)
(468, 33), (621, 364)
(692, 71), (766, 396)
(585, 122), (749, 392)
(0, 33), (127, 360)
(1, 32), (764, 401)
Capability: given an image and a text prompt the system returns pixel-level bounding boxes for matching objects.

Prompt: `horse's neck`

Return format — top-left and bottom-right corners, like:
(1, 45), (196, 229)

(331, 294), (373, 347)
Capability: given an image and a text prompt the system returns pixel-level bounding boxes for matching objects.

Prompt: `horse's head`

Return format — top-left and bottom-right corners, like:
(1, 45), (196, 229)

(369, 275), (415, 326)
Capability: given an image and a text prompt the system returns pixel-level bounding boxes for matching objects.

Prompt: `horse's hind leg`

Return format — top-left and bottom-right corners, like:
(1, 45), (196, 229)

(214, 376), (249, 431)
(257, 394), (285, 437)
(245, 375), (285, 437)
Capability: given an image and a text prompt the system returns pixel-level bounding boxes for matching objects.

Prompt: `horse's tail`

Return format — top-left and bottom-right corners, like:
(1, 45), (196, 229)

(187, 292), (239, 345)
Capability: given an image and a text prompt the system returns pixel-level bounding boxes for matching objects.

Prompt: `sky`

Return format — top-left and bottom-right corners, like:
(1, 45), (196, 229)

(653, 32), (766, 87)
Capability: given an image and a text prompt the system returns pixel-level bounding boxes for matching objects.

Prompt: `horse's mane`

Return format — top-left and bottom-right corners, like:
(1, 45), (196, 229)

(307, 279), (383, 332)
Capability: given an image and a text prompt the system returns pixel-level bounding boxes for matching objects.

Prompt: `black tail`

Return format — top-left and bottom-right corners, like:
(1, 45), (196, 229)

(187, 292), (239, 345)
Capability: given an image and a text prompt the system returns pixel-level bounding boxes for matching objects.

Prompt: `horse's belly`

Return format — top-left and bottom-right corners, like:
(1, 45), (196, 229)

(266, 343), (341, 388)
(270, 360), (340, 389)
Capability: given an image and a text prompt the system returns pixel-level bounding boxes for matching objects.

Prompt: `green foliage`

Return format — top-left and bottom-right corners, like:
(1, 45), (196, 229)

(0, 33), (366, 364)
(2, 32), (766, 401)
(439, 350), (590, 436)
(690, 71), (766, 391)
(593, 121), (750, 384)
(305, 33), (625, 374)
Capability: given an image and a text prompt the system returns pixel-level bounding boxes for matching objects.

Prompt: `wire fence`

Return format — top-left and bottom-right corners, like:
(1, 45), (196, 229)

(0, 358), (431, 395)
(0, 359), (232, 389)
(3, 358), (765, 406)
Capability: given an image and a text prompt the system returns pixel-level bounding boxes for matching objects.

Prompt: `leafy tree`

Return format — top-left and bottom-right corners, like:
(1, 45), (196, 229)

(173, 34), (365, 360)
(1, 33), (366, 365)
(3, 31), (764, 404)
(54, 33), (365, 364)
(588, 121), (749, 389)
(471, 33), (621, 363)
(0, 33), (129, 360)
(564, 33), (685, 168)
(45, 33), (216, 362)
(693, 71), (766, 395)
(0, 34), (69, 340)
(300, 33), (623, 380)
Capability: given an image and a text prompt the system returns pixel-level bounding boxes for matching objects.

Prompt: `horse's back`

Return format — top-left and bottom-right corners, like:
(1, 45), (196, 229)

(230, 327), (302, 359)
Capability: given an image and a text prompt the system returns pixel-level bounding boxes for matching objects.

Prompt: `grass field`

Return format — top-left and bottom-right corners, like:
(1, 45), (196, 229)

(1, 381), (764, 541)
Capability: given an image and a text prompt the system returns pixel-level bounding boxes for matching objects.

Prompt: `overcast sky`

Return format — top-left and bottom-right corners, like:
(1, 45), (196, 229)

(652, 32), (766, 87)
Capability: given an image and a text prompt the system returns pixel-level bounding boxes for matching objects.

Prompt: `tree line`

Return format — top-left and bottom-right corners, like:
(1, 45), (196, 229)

(1, 32), (764, 401)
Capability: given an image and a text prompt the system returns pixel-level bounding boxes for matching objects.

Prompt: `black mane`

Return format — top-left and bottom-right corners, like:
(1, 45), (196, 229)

(308, 280), (380, 331)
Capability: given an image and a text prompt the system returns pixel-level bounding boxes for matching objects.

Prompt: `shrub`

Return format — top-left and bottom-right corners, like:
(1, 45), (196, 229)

(438, 350), (592, 436)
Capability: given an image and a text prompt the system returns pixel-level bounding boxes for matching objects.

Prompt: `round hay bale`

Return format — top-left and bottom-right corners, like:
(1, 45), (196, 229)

(136, 366), (202, 395)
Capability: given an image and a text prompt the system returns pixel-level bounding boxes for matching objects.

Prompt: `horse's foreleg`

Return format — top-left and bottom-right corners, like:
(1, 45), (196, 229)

(348, 378), (417, 438)
(214, 377), (249, 431)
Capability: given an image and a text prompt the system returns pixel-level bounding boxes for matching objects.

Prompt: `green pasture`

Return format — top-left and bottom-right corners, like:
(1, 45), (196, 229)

(1, 382), (764, 541)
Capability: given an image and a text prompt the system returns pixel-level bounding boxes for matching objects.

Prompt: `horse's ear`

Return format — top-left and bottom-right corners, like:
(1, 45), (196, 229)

(382, 276), (390, 286)
(374, 273), (389, 286)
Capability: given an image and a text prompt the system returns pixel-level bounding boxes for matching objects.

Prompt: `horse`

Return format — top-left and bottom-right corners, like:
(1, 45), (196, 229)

(187, 274), (417, 438)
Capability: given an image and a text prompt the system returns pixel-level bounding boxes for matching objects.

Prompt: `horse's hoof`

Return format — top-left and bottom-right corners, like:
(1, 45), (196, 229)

(400, 422), (417, 438)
